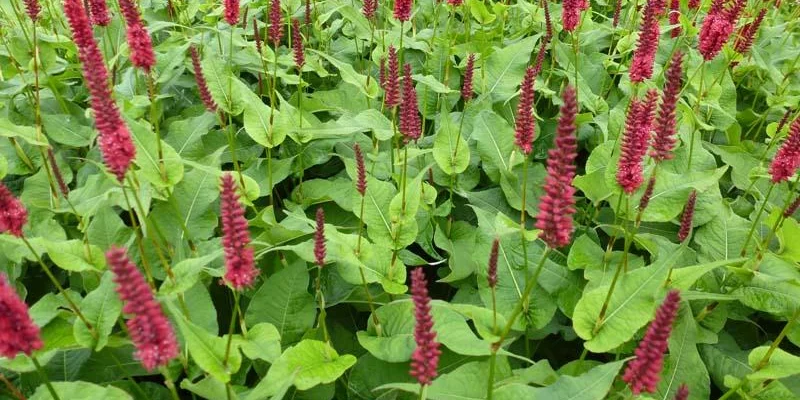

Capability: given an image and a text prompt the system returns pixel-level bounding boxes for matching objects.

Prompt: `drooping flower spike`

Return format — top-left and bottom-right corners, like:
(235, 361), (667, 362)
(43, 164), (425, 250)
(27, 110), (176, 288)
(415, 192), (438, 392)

(622, 289), (681, 394)
(535, 85), (578, 248)
(107, 247), (180, 370)
(409, 268), (441, 386)
(64, 0), (136, 182)
(220, 174), (259, 289)
(0, 274), (43, 359)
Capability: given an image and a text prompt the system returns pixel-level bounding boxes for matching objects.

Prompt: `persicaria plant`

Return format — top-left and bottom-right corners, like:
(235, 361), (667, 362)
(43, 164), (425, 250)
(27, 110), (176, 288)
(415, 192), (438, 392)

(0, 0), (799, 399)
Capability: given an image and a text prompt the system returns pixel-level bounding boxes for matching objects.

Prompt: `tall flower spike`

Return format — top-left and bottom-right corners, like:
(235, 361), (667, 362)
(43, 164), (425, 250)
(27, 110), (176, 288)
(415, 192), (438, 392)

(734, 9), (767, 55)
(0, 183), (28, 238)
(354, 143), (367, 196)
(487, 238), (499, 289)
(514, 66), (536, 155)
(385, 47), (401, 108)
(613, 0), (623, 27)
(0, 274), (43, 358)
(651, 51), (684, 162)
(639, 175), (657, 213)
(461, 54), (475, 103)
(190, 47), (218, 113)
(379, 57), (387, 89)
(254, 19), (263, 54)
(64, 0), (136, 182)
(677, 190), (697, 242)
(535, 86), (578, 248)
(617, 90), (658, 194)
(314, 207), (326, 267)
(769, 118), (800, 183)
(629, 0), (666, 82)
(87, 0), (111, 26)
(24, 0), (40, 21)
(622, 289), (681, 394)
(269, 0), (284, 45)
(669, 0), (681, 37)
(698, 0), (745, 61)
(532, 0), (552, 77)
(119, 0), (155, 71)
(562, 0), (584, 31)
(220, 174), (259, 289)
(363, 0), (377, 19)
(106, 247), (179, 370)
(305, 0), (312, 25)
(409, 268), (441, 386)
(673, 384), (690, 400)
(688, 0), (699, 8)
(47, 148), (70, 197)
(394, 0), (411, 22)
(399, 63), (422, 143)
(292, 19), (305, 69)
(224, 0), (240, 25)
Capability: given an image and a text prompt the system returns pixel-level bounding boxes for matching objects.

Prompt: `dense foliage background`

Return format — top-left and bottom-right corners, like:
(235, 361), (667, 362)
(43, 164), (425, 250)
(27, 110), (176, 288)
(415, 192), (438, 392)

(1, 0), (799, 398)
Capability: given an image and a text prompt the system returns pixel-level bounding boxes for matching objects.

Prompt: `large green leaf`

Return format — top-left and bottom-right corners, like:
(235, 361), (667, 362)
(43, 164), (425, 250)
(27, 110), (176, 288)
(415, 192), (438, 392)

(311, 50), (379, 98)
(172, 306), (241, 383)
(477, 36), (537, 103)
(30, 381), (132, 399)
(494, 360), (626, 400)
(655, 304), (711, 399)
(471, 110), (515, 182)
(244, 264), (316, 345)
(128, 117), (184, 188)
(748, 346), (800, 381)
(74, 271), (122, 351)
(432, 109), (470, 175)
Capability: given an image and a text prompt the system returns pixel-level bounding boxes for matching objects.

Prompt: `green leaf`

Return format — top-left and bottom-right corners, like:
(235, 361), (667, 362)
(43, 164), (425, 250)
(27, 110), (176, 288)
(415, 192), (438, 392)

(243, 94), (285, 148)
(128, 118), (185, 188)
(471, 110), (514, 182)
(655, 304), (711, 400)
(44, 240), (105, 272)
(172, 306), (241, 383)
(74, 271), (122, 351)
(573, 246), (689, 353)
(244, 264), (316, 345)
(202, 51), (245, 115)
(357, 300), (491, 362)
(748, 346), (800, 381)
(311, 49), (379, 98)
(247, 340), (356, 397)
(494, 360), (626, 400)
(477, 37), (537, 103)
(732, 274), (800, 318)
(433, 109), (470, 175)
(30, 381), (133, 400)
(41, 114), (94, 147)
(237, 322), (282, 363)
(0, 118), (48, 146)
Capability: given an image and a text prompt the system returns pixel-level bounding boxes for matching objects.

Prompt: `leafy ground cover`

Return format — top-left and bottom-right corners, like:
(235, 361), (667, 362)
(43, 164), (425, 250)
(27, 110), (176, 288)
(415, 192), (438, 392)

(0, 0), (799, 398)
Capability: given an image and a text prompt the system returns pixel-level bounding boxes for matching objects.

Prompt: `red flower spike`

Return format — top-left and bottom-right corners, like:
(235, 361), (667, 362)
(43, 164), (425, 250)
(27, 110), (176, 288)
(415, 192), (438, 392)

(669, 0), (681, 37)
(292, 19), (305, 69)
(0, 183), (28, 238)
(269, 0), (284, 45)
(784, 196), (800, 218)
(379, 57), (387, 89)
(354, 143), (367, 196)
(544, 0), (553, 40)
(106, 247), (179, 371)
(769, 118), (800, 183)
(409, 268), (441, 386)
(0, 274), (43, 358)
(24, 0), (40, 21)
(487, 238), (499, 289)
(613, 0), (623, 27)
(47, 148), (70, 197)
(87, 0), (111, 26)
(532, 3), (552, 79)
(776, 108), (793, 135)
(630, 0), (666, 82)
(224, 0), (240, 25)
(514, 66), (537, 155)
(394, 0), (411, 22)
(399, 64), (422, 143)
(688, 0), (699, 8)
(651, 51), (684, 163)
(220, 174), (259, 289)
(622, 289), (681, 394)
(448, 0), (463, 6)
(64, 0), (136, 182)
(562, 0), (584, 31)
(617, 90), (658, 194)
(639, 174), (657, 213)
(734, 9), (766, 55)
(536, 85), (578, 248)
(119, 0), (155, 71)
(461, 54), (475, 103)
(254, 19), (263, 54)
(673, 384), (690, 400)
(698, 0), (745, 61)
(385, 47), (401, 108)
(314, 207), (326, 267)
(363, 0), (377, 19)
(190, 47), (218, 113)
(677, 190), (697, 242)
(305, 0), (312, 25)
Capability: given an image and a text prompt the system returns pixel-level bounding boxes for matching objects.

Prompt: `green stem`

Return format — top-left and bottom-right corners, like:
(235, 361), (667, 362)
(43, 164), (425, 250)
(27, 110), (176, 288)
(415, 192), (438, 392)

(161, 367), (181, 400)
(316, 265), (330, 343)
(223, 291), (240, 367)
(740, 182), (775, 257)
(493, 248), (551, 346)
(418, 384), (428, 400)
(486, 352), (497, 400)
(687, 60), (706, 171)
(31, 355), (59, 400)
